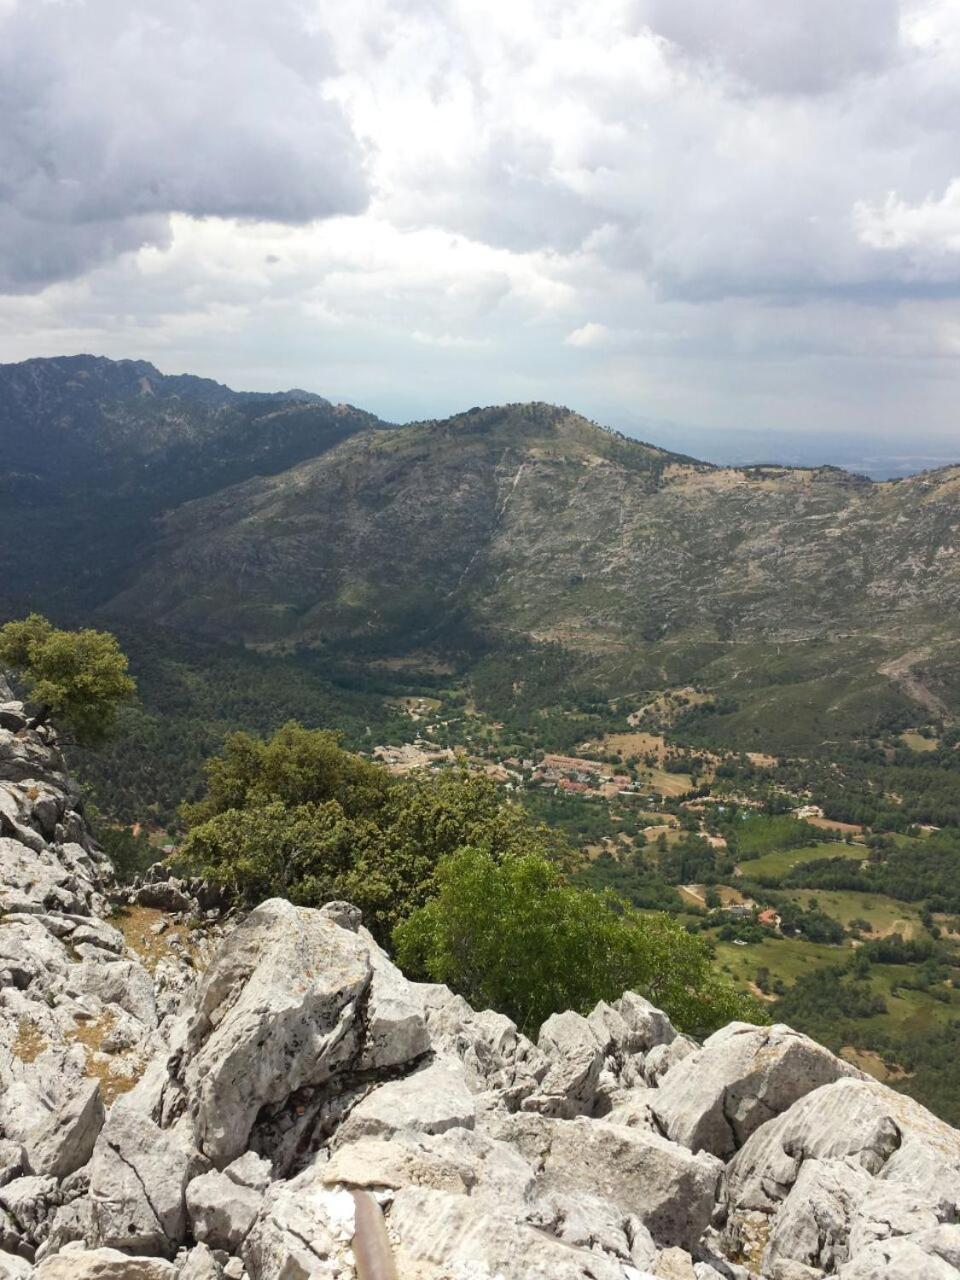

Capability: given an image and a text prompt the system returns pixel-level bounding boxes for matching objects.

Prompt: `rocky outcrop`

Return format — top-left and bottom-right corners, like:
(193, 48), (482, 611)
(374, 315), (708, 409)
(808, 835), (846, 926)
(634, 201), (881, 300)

(0, 687), (216, 1270)
(4, 683), (960, 1278)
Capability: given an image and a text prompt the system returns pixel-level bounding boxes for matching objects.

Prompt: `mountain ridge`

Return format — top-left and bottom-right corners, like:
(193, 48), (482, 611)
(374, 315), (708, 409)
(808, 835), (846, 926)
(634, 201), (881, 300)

(3, 355), (960, 743)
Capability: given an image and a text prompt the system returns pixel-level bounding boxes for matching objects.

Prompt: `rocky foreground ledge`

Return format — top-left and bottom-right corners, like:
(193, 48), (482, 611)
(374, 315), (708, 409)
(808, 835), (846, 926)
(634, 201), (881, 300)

(2, 687), (960, 1279)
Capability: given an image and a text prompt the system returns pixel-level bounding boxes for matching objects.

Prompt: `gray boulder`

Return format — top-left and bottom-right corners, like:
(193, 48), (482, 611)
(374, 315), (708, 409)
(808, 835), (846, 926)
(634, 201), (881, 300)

(240, 1179), (355, 1280)
(185, 1169), (262, 1252)
(24, 1081), (104, 1180)
(651, 1022), (862, 1158)
(388, 1185), (638, 1280)
(494, 1112), (721, 1251)
(644, 1035), (697, 1085)
(838, 1236), (960, 1278)
(417, 983), (547, 1107)
(335, 1059), (476, 1145)
(83, 1103), (205, 1256)
(176, 1244), (222, 1280)
(722, 1078), (960, 1278)
(356, 930), (430, 1070)
(523, 1010), (604, 1118)
(0, 1174), (59, 1252)
(173, 898), (428, 1166)
(33, 1248), (177, 1278)
(73, 961), (158, 1029)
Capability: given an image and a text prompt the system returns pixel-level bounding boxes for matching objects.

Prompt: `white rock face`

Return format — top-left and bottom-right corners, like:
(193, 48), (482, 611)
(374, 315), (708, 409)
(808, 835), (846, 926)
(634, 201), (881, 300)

(185, 1169), (262, 1251)
(23, 1083), (104, 1181)
(651, 1022), (863, 1158)
(720, 1077), (960, 1277)
(175, 897), (373, 1165)
(33, 1248), (177, 1278)
(81, 1102), (205, 1256)
(334, 1059), (477, 1145)
(5, 689), (960, 1279)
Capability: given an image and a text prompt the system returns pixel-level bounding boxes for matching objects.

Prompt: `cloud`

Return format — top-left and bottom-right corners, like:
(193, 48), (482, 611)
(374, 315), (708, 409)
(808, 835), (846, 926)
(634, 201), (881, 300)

(4, 0), (960, 449)
(637, 0), (902, 94)
(0, 0), (367, 290)
(565, 322), (611, 348)
(855, 180), (960, 254)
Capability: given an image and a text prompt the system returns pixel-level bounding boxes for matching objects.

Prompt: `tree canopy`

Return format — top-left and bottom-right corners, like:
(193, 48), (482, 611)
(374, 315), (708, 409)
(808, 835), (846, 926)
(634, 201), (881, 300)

(178, 721), (570, 941)
(179, 721), (762, 1037)
(0, 614), (136, 745)
(394, 848), (761, 1037)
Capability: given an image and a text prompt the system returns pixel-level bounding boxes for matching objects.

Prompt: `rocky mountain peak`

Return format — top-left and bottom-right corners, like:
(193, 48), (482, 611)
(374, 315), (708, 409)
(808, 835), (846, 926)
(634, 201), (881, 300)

(2, 697), (960, 1277)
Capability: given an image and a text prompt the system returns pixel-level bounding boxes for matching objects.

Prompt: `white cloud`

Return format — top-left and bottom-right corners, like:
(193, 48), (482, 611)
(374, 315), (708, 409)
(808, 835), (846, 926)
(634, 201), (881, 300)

(565, 322), (611, 348)
(854, 180), (960, 254)
(3, 0), (960, 446)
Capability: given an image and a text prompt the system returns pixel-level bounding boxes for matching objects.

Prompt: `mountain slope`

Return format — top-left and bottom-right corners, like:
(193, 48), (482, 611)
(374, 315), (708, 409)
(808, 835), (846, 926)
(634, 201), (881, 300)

(103, 400), (960, 658)
(103, 402), (700, 645)
(0, 354), (389, 612)
(3, 356), (960, 739)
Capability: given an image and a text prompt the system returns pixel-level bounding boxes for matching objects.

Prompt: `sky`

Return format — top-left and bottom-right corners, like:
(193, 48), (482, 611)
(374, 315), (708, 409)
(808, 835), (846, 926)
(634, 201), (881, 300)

(2, 0), (960, 470)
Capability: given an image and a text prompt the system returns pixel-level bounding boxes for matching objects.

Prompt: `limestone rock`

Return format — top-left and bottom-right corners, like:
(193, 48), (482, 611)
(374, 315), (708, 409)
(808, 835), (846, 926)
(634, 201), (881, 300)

(761, 1158), (873, 1276)
(33, 1247), (177, 1278)
(651, 1022), (862, 1158)
(175, 898), (373, 1165)
(240, 1179), (355, 1280)
(0, 1174), (59, 1251)
(24, 1082), (104, 1180)
(356, 931), (430, 1072)
(722, 1077), (960, 1278)
(84, 1102), (205, 1256)
(185, 1169), (261, 1252)
(0, 1250), (31, 1279)
(222, 1152), (271, 1193)
(0, 1145), (23, 1190)
(73, 961), (158, 1030)
(335, 1059), (476, 1145)
(176, 1243), (222, 1280)
(323, 1126), (535, 1209)
(493, 1112), (721, 1251)
(838, 1236), (960, 1278)
(389, 1185), (639, 1280)
(644, 1035), (697, 1085)
(522, 1010), (604, 1118)
(418, 983), (547, 1107)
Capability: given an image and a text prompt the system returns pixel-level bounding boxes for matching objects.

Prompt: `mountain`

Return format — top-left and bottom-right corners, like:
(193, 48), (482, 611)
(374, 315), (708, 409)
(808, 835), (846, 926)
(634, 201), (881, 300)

(101, 397), (960, 739)
(3, 355), (960, 743)
(0, 354), (389, 611)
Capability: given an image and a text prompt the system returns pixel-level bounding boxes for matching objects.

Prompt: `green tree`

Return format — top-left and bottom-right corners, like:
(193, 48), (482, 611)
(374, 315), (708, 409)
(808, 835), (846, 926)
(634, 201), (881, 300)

(394, 848), (762, 1037)
(0, 614), (136, 745)
(178, 723), (573, 941)
(181, 720), (388, 825)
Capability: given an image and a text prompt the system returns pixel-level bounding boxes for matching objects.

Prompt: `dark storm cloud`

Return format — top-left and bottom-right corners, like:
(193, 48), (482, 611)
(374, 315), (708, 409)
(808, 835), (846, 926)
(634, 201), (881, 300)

(0, 0), (368, 291)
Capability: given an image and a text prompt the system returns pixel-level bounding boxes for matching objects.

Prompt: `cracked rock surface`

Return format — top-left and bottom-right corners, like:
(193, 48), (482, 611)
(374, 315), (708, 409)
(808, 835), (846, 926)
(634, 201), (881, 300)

(3, 681), (960, 1278)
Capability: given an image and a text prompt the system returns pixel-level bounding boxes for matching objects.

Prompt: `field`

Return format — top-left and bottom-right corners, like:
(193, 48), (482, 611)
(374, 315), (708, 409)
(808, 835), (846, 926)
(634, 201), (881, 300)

(714, 936), (840, 985)
(777, 889), (924, 939)
(736, 842), (865, 880)
(642, 767), (694, 798)
(584, 731), (667, 761)
(901, 731), (939, 753)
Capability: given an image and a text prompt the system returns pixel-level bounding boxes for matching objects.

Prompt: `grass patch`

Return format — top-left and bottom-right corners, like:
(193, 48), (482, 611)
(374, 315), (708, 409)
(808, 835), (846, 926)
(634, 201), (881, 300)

(13, 1019), (48, 1064)
(737, 843), (865, 880)
(778, 890), (925, 939)
(112, 904), (197, 973)
(69, 1010), (144, 1105)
